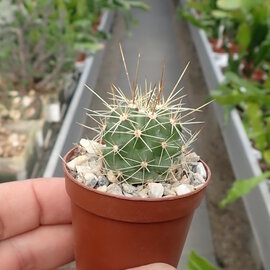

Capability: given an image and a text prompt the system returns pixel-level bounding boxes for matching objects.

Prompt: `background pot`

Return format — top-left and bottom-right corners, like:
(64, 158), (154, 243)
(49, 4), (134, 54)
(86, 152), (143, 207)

(64, 148), (211, 270)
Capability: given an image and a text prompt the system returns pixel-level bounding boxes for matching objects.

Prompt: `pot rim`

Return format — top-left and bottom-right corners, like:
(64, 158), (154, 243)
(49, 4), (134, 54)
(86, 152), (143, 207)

(63, 147), (211, 202)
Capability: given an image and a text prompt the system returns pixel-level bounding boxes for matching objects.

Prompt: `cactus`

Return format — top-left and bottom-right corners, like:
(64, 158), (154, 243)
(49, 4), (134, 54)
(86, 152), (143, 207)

(85, 47), (209, 184)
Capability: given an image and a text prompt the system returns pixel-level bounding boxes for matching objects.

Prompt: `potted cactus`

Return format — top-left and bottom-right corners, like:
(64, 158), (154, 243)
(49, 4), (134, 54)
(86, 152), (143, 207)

(63, 49), (211, 270)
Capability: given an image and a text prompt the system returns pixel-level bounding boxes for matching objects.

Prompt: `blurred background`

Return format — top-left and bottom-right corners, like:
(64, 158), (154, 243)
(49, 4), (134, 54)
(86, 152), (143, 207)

(1, 1), (270, 269)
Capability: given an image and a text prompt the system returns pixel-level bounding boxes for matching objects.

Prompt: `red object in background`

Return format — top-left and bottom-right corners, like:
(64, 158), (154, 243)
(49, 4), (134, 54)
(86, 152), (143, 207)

(93, 15), (101, 32)
(209, 37), (238, 55)
(76, 53), (87, 63)
(252, 69), (266, 83)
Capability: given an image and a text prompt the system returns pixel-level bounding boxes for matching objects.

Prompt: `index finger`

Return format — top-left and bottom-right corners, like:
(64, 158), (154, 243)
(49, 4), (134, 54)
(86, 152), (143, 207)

(0, 178), (71, 240)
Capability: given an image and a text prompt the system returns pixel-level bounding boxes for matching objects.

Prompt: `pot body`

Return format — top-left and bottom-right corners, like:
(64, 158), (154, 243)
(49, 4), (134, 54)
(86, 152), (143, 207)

(64, 148), (211, 270)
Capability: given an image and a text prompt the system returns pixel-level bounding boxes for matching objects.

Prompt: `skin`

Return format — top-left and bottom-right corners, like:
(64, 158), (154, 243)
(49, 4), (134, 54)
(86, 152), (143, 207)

(0, 178), (176, 270)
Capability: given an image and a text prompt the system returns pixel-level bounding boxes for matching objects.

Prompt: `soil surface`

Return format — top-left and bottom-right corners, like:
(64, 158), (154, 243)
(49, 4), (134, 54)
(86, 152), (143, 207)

(83, 8), (261, 270)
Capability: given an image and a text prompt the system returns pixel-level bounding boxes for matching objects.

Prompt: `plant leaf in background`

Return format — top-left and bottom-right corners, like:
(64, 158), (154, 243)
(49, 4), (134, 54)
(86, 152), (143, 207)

(217, 0), (241, 10)
(245, 102), (267, 152)
(249, 23), (268, 54)
(109, 0), (149, 34)
(217, 0), (260, 10)
(219, 172), (270, 208)
(180, 9), (215, 32)
(236, 22), (251, 52)
(254, 39), (270, 67)
(264, 150), (270, 164)
(211, 10), (231, 19)
(213, 72), (270, 107)
(264, 118), (270, 164)
(186, 251), (219, 270)
(125, 1), (149, 10)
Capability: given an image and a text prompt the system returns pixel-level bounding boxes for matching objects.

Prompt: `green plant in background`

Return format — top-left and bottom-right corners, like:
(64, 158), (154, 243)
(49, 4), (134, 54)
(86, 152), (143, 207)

(179, 0), (217, 34)
(220, 172), (270, 208)
(0, 0), (74, 93)
(109, 0), (149, 30)
(212, 72), (270, 206)
(213, 72), (270, 158)
(180, 0), (270, 206)
(56, 0), (149, 54)
(179, 0), (235, 41)
(217, 0), (270, 77)
(0, 0), (148, 93)
(180, 0), (270, 77)
(56, 0), (106, 53)
(186, 251), (219, 270)
(0, 0), (148, 122)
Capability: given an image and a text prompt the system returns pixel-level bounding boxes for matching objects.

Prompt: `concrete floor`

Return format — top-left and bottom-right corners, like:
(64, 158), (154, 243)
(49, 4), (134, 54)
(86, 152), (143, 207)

(83, 0), (216, 268)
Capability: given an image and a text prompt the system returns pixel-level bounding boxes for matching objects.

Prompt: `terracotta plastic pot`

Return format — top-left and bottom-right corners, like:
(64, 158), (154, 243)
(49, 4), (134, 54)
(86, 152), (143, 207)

(63, 148), (211, 270)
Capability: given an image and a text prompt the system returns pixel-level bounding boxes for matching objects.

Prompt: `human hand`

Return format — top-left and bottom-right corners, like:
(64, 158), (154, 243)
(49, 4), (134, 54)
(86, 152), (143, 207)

(128, 263), (176, 269)
(64, 262), (176, 270)
(0, 178), (73, 270)
(0, 178), (176, 270)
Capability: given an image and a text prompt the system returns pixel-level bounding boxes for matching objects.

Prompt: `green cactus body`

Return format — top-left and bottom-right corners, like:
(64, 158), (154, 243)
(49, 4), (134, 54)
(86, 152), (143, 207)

(101, 100), (183, 183)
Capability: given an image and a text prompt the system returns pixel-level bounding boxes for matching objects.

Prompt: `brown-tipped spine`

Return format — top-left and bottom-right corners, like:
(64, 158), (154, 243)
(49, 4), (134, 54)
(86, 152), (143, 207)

(132, 52), (141, 104)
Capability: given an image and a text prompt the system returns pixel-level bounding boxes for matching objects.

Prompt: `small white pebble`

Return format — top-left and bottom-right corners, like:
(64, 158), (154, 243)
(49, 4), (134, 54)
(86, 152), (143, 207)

(175, 184), (194, 196)
(171, 181), (181, 188)
(84, 173), (98, 188)
(192, 173), (205, 186)
(67, 155), (89, 171)
(88, 160), (98, 169)
(148, 183), (164, 198)
(91, 159), (103, 176)
(164, 186), (176, 196)
(107, 183), (123, 196)
(80, 139), (104, 156)
(76, 165), (92, 174)
(76, 176), (84, 183)
(138, 188), (148, 198)
(84, 172), (96, 181)
(123, 191), (134, 197)
(98, 176), (109, 186)
(179, 175), (190, 185)
(122, 183), (136, 194)
(196, 162), (207, 179)
(97, 185), (107, 192)
(135, 185), (144, 192)
(107, 170), (117, 183)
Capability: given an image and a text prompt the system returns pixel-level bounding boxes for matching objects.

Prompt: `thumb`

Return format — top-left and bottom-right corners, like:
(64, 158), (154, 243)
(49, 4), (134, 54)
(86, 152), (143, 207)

(127, 263), (176, 270)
